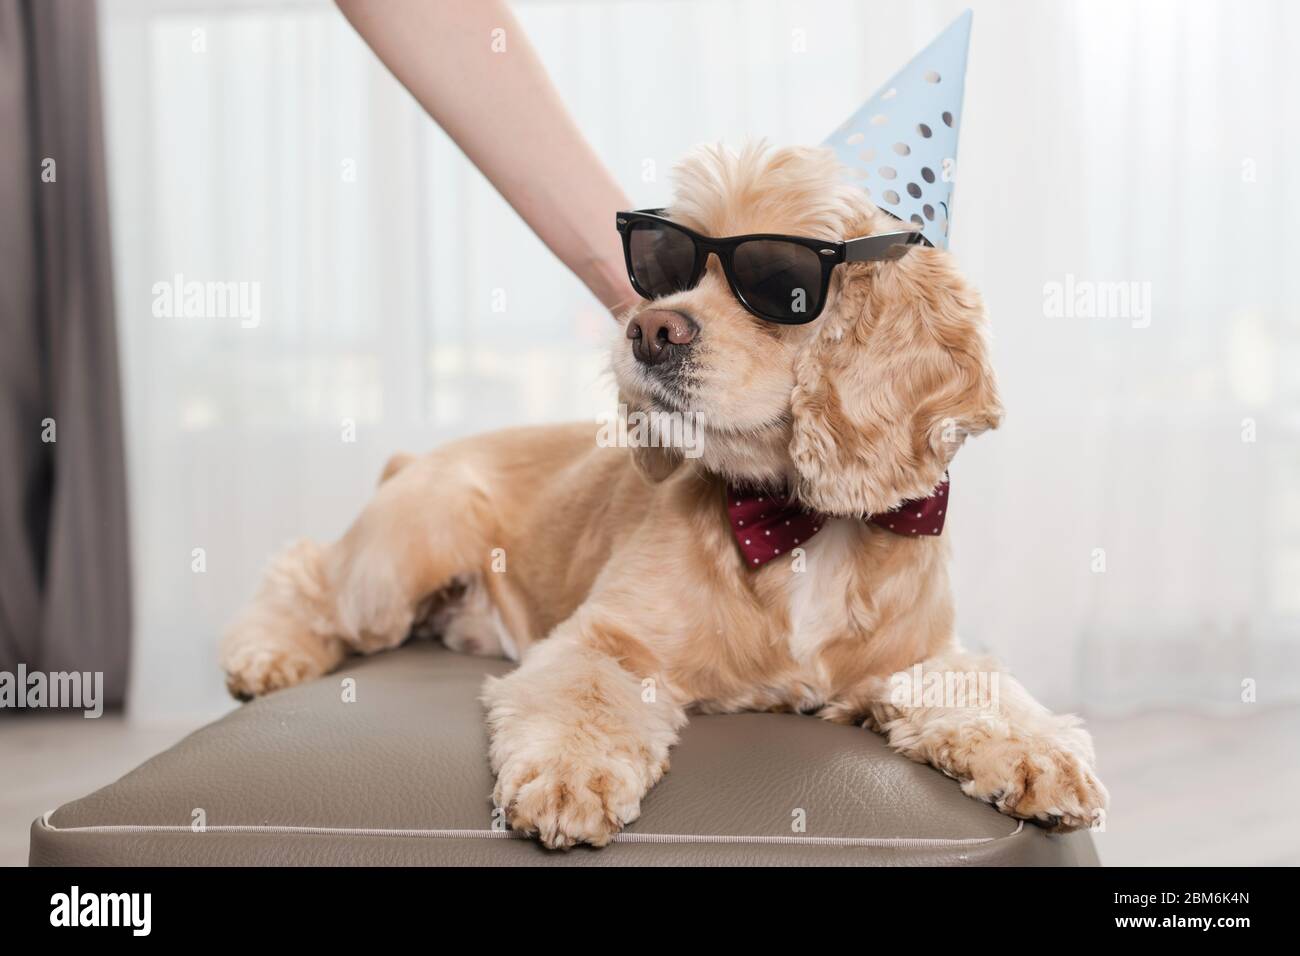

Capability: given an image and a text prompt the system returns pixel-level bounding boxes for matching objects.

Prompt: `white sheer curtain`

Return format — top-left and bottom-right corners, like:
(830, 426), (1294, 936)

(98, 0), (1300, 720)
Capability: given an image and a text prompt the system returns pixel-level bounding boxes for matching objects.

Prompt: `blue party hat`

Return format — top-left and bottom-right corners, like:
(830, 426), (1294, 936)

(824, 10), (972, 249)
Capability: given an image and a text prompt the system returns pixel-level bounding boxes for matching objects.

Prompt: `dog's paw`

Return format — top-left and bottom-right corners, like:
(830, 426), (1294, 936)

(221, 639), (328, 700)
(493, 751), (660, 849)
(961, 725), (1108, 832)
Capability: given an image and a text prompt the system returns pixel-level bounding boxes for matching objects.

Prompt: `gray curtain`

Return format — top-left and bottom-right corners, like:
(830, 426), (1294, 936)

(0, 0), (130, 706)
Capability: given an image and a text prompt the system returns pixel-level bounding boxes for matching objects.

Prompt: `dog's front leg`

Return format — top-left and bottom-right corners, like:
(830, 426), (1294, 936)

(481, 623), (686, 849)
(860, 649), (1108, 832)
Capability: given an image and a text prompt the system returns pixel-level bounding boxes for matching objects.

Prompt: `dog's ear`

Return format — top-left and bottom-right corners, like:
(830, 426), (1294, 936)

(618, 390), (685, 483)
(789, 244), (1003, 516)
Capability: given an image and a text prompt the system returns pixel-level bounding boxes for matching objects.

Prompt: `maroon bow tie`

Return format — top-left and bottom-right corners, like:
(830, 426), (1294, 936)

(726, 479), (950, 568)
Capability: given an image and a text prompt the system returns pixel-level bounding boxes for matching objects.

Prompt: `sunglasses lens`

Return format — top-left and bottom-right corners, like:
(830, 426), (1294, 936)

(732, 240), (824, 322)
(628, 221), (698, 298)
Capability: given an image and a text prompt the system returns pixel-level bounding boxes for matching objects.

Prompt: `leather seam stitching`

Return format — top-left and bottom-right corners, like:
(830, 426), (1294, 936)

(39, 811), (1022, 847)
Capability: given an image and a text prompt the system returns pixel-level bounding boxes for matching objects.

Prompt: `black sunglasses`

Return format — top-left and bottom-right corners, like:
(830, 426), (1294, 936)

(616, 208), (929, 324)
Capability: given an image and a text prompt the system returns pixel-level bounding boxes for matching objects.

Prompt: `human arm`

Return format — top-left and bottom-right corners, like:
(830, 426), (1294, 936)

(336, 0), (638, 315)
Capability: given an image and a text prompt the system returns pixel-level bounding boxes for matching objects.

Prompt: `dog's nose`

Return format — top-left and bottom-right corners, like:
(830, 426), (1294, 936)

(627, 309), (698, 367)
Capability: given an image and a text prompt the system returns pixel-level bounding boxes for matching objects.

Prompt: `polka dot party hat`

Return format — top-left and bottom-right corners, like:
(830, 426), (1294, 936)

(823, 10), (972, 250)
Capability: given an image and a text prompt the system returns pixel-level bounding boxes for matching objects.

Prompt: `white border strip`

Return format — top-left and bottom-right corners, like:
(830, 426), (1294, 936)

(40, 811), (1021, 848)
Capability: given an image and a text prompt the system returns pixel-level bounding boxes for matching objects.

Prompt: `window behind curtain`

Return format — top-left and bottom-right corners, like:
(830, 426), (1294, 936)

(99, 0), (1300, 720)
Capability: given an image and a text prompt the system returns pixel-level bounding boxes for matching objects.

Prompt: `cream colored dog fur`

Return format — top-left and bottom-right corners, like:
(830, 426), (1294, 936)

(221, 143), (1108, 849)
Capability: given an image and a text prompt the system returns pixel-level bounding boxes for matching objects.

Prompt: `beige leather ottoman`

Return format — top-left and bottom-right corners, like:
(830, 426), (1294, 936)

(30, 643), (1099, 866)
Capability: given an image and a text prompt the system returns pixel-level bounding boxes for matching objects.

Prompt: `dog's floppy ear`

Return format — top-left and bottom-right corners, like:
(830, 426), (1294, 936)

(790, 244), (1003, 516)
(617, 390), (684, 483)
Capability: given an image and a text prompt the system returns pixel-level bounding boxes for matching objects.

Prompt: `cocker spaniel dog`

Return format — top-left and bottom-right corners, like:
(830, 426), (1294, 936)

(221, 143), (1108, 848)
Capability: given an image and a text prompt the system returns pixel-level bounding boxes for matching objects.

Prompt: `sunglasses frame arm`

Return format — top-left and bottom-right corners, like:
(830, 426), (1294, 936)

(842, 229), (931, 263)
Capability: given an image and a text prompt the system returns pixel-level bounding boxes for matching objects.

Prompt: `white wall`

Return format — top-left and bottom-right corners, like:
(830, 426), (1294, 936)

(98, 0), (1300, 721)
